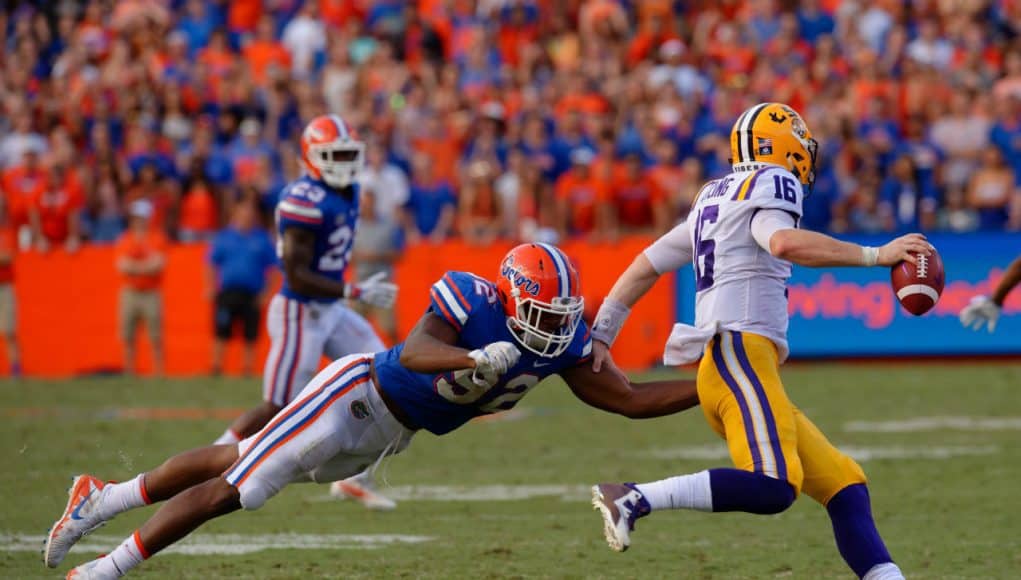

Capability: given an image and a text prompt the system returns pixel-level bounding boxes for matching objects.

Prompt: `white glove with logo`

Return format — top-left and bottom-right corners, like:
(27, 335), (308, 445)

(467, 341), (521, 386)
(959, 295), (1000, 333)
(346, 272), (398, 309)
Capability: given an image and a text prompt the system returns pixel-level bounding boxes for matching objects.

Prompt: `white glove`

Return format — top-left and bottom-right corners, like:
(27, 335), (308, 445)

(959, 295), (1000, 333)
(347, 272), (398, 309)
(467, 341), (521, 386)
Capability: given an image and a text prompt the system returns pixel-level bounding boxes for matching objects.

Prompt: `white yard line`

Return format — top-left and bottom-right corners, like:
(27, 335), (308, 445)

(0, 533), (432, 555)
(844, 416), (1021, 432)
(318, 484), (592, 502)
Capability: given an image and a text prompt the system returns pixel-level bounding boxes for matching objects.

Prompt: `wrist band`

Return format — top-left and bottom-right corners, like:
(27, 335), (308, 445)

(591, 297), (631, 347)
(861, 246), (879, 267)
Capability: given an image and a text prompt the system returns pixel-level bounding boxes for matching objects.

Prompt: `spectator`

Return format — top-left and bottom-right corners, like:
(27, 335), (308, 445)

(358, 140), (409, 223)
(555, 148), (610, 241)
(930, 92), (991, 191)
(207, 200), (276, 376)
(30, 163), (82, 252)
(966, 146), (1016, 231)
(404, 151), (456, 244)
(938, 186), (980, 233)
(178, 174), (219, 242)
(0, 196), (19, 376)
(80, 161), (125, 243)
(1, 149), (46, 241)
(0, 109), (47, 169)
(281, 1), (326, 80)
(610, 153), (667, 235)
(243, 14), (291, 86)
(459, 160), (502, 246)
(115, 200), (167, 376)
(878, 155), (938, 232)
(126, 162), (179, 239)
(905, 18), (952, 71)
(351, 188), (404, 346)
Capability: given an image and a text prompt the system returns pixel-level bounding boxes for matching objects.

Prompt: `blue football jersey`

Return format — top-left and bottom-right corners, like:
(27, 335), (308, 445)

(274, 175), (360, 302)
(375, 271), (593, 435)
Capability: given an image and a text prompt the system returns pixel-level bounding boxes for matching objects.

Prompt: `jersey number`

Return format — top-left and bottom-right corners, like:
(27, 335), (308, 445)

(289, 181), (326, 203)
(318, 224), (353, 271)
(693, 204), (719, 291)
(435, 371), (540, 413)
(773, 175), (799, 203)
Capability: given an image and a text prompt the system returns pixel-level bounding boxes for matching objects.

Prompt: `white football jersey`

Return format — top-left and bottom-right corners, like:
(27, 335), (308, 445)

(687, 164), (803, 359)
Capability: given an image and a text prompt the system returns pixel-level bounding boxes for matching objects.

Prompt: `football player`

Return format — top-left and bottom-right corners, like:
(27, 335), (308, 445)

(589, 103), (930, 580)
(959, 253), (1021, 332)
(45, 243), (699, 578)
(212, 114), (397, 509)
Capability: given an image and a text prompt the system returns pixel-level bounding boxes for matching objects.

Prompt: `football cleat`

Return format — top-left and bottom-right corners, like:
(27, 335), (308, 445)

(45, 475), (108, 568)
(329, 477), (397, 511)
(65, 556), (113, 579)
(591, 483), (651, 552)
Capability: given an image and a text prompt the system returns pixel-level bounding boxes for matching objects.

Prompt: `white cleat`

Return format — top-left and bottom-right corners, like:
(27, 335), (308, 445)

(65, 556), (115, 580)
(591, 483), (650, 553)
(329, 477), (397, 511)
(44, 475), (108, 568)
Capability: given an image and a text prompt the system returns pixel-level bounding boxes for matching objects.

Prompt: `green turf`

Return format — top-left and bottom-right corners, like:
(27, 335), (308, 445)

(2, 364), (1020, 579)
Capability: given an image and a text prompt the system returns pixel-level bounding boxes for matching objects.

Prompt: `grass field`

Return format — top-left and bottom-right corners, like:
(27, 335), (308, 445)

(2, 363), (1020, 579)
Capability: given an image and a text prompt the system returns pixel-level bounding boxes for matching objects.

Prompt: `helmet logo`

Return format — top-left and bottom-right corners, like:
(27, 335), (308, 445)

(307, 126), (326, 140)
(501, 256), (540, 296)
(769, 111), (787, 124)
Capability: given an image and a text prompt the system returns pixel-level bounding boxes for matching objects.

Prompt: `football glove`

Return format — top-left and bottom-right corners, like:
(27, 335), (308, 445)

(346, 272), (398, 309)
(467, 341), (521, 386)
(959, 295), (1000, 333)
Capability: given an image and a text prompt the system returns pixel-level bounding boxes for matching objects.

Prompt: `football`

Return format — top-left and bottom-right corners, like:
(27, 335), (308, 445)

(890, 246), (945, 315)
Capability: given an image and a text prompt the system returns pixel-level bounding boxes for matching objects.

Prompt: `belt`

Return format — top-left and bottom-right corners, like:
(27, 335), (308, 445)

(369, 358), (420, 432)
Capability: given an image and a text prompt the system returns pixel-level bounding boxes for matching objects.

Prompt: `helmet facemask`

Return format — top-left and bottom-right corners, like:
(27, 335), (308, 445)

(309, 140), (365, 188)
(505, 287), (584, 358)
(786, 112), (818, 196)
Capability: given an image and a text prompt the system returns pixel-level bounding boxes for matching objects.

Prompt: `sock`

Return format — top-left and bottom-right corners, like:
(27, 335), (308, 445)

(93, 530), (149, 578)
(214, 428), (241, 445)
(634, 470), (712, 511)
(97, 474), (151, 521)
(827, 484), (895, 578)
(708, 468), (795, 514)
(863, 563), (904, 580)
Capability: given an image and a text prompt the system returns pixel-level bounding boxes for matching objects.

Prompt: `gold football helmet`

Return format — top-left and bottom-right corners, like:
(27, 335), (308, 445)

(729, 102), (818, 189)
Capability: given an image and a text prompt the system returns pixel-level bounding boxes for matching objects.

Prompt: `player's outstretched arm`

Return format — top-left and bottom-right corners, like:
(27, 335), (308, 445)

(399, 312), (477, 373)
(757, 210), (931, 267)
(560, 362), (699, 419)
(592, 220), (693, 371)
(992, 254), (1021, 306)
(960, 253), (1021, 332)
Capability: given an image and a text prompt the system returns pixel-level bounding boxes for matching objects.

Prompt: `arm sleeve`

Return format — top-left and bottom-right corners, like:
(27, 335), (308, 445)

(750, 208), (798, 252)
(642, 220), (693, 274)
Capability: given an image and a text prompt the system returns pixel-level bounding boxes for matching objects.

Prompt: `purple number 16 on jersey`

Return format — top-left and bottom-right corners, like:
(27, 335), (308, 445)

(693, 204), (719, 291)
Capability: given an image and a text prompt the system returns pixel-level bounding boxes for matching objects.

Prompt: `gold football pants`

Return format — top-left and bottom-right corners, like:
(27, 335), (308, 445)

(697, 331), (866, 505)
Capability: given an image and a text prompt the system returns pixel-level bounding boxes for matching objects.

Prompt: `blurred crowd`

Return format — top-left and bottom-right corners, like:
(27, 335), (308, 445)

(2, 0), (1021, 255)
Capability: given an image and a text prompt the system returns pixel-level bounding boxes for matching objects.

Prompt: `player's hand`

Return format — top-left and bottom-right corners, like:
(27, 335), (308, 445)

(592, 340), (612, 373)
(591, 340), (631, 384)
(877, 233), (931, 266)
(348, 272), (398, 309)
(467, 341), (521, 386)
(960, 295), (1000, 333)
